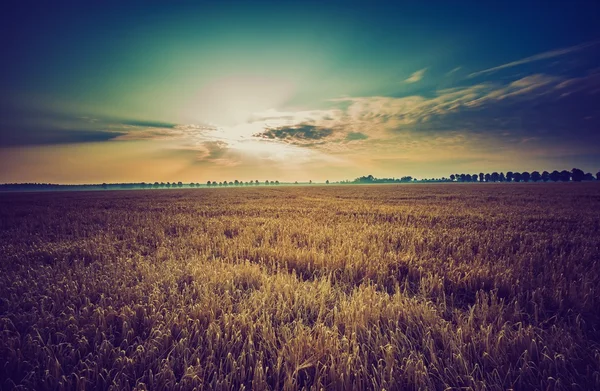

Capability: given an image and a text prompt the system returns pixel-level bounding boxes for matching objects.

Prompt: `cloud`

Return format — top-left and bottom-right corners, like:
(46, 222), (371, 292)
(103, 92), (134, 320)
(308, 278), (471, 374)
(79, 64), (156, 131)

(253, 124), (335, 145)
(0, 128), (125, 147)
(469, 40), (600, 78)
(120, 120), (178, 128)
(447, 67), (462, 75)
(404, 68), (427, 83)
(346, 132), (369, 141)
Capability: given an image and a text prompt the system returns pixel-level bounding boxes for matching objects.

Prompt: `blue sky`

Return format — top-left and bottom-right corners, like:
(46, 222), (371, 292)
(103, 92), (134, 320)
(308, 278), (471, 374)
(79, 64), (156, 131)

(1, 0), (599, 183)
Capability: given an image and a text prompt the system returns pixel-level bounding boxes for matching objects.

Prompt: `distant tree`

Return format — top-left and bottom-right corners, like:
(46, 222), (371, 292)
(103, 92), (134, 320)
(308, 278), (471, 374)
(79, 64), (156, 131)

(522, 172), (530, 182)
(479, 173), (484, 182)
(513, 172), (522, 182)
(571, 168), (584, 182)
(295, 181), (298, 184)
(560, 170), (571, 182)
(506, 172), (513, 182)
(166, 182), (171, 188)
(450, 174), (456, 182)
(234, 180), (239, 186)
(177, 181), (183, 188)
(153, 182), (159, 188)
(265, 180), (270, 185)
(550, 170), (560, 182)
(584, 173), (594, 181)
(229, 181), (233, 186)
(459, 174), (466, 182)
(484, 173), (491, 182)
(597, 172), (600, 181)
(499, 172), (506, 182)
(491, 172), (499, 182)
(309, 180), (312, 184)
(255, 180), (259, 185)
(102, 183), (108, 190)
(541, 171), (550, 182)
(472, 174), (478, 182)
(531, 171), (541, 182)
(207, 181), (212, 186)
(465, 174), (472, 182)
(275, 180), (280, 185)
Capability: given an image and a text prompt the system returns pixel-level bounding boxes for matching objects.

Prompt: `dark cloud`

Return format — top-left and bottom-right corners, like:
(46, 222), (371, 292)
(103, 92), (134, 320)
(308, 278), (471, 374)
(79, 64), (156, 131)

(346, 132), (369, 141)
(253, 124), (334, 144)
(414, 71), (600, 148)
(0, 101), (205, 146)
(0, 129), (125, 147)
(119, 120), (178, 128)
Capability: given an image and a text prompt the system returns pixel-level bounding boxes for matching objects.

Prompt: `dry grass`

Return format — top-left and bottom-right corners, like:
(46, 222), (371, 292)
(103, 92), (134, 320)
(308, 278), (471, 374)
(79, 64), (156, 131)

(1, 184), (599, 390)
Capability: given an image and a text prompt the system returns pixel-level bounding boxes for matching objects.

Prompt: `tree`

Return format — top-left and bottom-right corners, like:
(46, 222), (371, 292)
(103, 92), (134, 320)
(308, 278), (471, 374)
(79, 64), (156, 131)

(550, 170), (560, 182)
(597, 172), (600, 181)
(479, 173), (484, 182)
(484, 173), (491, 182)
(513, 172), (522, 182)
(571, 168), (584, 182)
(459, 174), (466, 182)
(541, 171), (550, 182)
(275, 180), (280, 185)
(499, 172), (506, 182)
(450, 174), (455, 182)
(531, 171), (541, 182)
(560, 170), (571, 182)
(309, 180), (312, 184)
(326, 180), (329, 184)
(522, 172), (530, 182)
(491, 172), (499, 182)
(166, 182), (171, 188)
(265, 180), (270, 185)
(255, 180), (259, 185)
(472, 174), (478, 182)
(234, 180), (239, 186)
(465, 174), (472, 182)
(584, 173), (594, 181)
(177, 181), (183, 188)
(506, 172), (513, 182)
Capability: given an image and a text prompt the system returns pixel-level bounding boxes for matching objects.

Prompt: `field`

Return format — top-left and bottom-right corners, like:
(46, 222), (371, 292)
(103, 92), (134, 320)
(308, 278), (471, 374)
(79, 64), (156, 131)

(1, 184), (599, 390)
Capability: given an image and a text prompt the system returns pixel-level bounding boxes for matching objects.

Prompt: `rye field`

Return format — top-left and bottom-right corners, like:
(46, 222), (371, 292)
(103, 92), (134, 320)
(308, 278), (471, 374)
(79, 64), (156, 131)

(1, 184), (599, 391)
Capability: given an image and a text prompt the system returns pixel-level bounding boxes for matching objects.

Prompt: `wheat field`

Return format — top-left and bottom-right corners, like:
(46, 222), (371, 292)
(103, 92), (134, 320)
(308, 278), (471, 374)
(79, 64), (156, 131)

(1, 184), (599, 390)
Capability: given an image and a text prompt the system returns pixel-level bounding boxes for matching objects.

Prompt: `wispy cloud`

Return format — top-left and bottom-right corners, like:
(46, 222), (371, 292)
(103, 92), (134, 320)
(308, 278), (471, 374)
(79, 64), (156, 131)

(404, 68), (427, 83)
(469, 40), (600, 78)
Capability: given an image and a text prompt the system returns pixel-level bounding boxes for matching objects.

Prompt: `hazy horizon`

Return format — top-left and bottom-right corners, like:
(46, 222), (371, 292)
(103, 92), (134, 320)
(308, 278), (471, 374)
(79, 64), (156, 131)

(1, 1), (599, 183)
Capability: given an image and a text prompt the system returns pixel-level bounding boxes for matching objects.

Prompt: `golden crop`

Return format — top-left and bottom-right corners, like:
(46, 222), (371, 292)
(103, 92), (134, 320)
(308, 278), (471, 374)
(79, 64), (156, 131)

(1, 184), (599, 390)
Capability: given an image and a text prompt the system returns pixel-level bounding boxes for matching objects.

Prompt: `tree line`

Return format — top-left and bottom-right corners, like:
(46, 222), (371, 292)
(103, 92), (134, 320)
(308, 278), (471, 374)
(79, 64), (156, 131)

(444, 168), (599, 183)
(1, 168), (599, 192)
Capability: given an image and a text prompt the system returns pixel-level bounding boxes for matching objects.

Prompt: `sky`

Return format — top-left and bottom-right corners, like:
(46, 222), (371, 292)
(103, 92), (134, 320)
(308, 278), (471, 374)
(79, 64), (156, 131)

(1, 0), (599, 183)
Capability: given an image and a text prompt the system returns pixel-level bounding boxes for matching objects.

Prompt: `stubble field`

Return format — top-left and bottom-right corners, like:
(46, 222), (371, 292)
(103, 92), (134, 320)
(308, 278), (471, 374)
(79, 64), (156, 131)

(1, 184), (599, 390)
